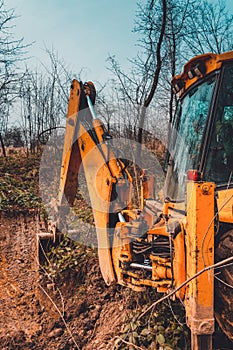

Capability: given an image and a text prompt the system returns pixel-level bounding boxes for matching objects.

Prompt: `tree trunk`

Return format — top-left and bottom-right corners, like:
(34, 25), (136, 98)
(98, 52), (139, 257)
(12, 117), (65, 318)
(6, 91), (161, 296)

(136, 0), (167, 159)
(0, 133), (6, 157)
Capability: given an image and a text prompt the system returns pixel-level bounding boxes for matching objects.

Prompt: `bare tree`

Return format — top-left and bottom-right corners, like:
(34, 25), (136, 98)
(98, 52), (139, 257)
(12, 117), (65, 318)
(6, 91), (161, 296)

(107, 0), (233, 143)
(108, 0), (167, 151)
(18, 50), (76, 152)
(0, 0), (28, 131)
(0, 0), (29, 155)
(183, 0), (233, 55)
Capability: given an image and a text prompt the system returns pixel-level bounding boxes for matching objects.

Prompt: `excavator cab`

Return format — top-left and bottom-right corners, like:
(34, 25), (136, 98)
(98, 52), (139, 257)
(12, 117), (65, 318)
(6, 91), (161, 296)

(166, 54), (233, 201)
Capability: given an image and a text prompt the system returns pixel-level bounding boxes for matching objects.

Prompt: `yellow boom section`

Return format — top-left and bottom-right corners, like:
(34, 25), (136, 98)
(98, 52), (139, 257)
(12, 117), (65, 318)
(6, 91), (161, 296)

(58, 79), (132, 284)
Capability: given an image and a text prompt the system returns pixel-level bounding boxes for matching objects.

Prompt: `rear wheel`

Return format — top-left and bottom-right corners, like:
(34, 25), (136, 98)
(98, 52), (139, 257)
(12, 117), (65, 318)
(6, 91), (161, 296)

(215, 229), (233, 342)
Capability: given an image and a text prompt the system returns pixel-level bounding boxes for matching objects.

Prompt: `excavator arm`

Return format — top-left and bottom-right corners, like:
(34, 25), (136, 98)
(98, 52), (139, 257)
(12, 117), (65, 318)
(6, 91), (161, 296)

(57, 79), (132, 284)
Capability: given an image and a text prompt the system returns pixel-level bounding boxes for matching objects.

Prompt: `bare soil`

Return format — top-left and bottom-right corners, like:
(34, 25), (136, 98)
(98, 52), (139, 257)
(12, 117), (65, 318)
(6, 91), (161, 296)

(0, 213), (126, 350)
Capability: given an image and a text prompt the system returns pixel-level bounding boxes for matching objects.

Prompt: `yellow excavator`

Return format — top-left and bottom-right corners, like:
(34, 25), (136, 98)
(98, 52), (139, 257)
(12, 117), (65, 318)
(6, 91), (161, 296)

(39, 51), (233, 350)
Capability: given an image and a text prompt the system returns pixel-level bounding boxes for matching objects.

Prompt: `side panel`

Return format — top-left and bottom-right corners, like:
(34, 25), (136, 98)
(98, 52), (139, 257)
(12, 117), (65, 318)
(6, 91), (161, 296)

(217, 188), (233, 223)
(185, 181), (215, 350)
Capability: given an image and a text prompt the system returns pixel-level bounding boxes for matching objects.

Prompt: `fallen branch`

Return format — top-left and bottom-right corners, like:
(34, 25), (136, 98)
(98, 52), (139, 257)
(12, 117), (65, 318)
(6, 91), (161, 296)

(115, 336), (145, 350)
(139, 256), (233, 320)
(38, 283), (80, 350)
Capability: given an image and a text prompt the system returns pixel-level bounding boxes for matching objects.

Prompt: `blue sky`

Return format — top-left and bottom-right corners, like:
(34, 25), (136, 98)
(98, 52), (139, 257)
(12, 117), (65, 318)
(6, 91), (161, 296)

(5, 0), (233, 85)
(6, 0), (142, 83)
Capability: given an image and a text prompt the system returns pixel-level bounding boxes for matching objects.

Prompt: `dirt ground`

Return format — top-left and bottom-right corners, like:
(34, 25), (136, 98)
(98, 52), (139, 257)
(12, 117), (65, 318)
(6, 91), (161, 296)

(0, 213), (127, 350)
(0, 213), (232, 350)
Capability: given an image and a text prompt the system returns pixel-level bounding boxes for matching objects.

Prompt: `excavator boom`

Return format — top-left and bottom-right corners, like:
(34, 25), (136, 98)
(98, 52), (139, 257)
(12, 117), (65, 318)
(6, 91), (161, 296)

(57, 79), (132, 284)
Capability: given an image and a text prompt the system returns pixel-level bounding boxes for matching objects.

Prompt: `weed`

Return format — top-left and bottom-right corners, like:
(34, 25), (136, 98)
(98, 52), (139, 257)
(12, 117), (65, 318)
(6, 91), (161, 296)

(115, 289), (190, 350)
(0, 154), (43, 213)
(43, 234), (97, 280)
